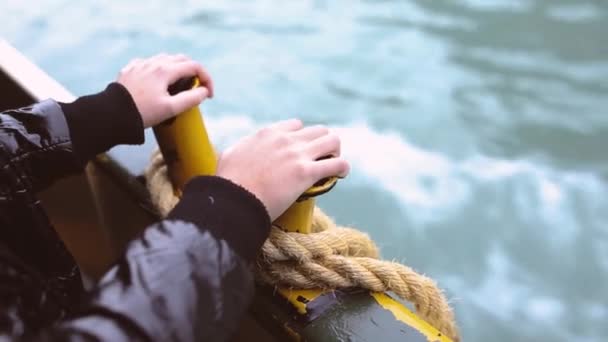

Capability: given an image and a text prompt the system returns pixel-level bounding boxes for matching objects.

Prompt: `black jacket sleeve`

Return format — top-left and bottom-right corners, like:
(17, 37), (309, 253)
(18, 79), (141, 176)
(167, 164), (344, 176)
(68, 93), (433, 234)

(27, 176), (271, 341)
(0, 82), (143, 193)
(0, 84), (272, 341)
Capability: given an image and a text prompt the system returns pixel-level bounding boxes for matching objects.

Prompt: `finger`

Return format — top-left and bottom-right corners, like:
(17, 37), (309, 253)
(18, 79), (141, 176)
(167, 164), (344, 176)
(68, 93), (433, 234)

(168, 61), (214, 97)
(150, 53), (170, 63)
(309, 158), (350, 180)
(168, 87), (209, 115)
(142, 54), (170, 70)
(292, 125), (330, 142)
(149, 53), (194, 70)
(167, 54), (190, 63)
(194, 63), (214, 98)
(305, 133), (341, 160)
(268, 119), (303, 132)
(121, 58), (144, 73)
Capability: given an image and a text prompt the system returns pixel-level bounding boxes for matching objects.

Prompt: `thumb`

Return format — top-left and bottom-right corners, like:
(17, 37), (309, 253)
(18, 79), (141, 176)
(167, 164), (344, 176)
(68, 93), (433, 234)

(169, 87), (209, 114)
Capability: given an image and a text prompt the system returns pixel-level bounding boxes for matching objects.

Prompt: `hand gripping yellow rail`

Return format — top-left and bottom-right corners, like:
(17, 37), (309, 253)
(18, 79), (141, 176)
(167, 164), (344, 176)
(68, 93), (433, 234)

(152, 77), (337, 234)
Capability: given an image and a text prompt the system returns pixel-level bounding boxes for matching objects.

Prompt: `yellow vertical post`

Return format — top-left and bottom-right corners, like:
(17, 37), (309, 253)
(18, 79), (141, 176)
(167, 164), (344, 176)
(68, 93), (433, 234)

(274, 198), (315, 233)
(273, 177), (338, 233)
(152, 78), (217, 194)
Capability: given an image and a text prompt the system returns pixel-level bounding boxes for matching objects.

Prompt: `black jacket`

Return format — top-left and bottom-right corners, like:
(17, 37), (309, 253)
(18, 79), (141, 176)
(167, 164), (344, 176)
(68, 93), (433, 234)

(0, 83), (271, 341)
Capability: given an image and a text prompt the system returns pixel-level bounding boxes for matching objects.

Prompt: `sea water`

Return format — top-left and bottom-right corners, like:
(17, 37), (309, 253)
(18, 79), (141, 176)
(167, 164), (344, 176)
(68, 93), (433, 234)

(2, 0), (608, 341)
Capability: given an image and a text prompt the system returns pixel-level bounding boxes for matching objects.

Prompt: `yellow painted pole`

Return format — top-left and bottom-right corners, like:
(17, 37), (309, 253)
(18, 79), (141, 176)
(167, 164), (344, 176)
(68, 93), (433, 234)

(273, 176), (338, 233)
(152, 78), (217, 195)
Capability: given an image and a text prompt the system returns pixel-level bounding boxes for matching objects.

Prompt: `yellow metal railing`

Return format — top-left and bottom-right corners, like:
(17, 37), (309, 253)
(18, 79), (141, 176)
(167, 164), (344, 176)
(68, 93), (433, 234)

(153, 78), (452, 342)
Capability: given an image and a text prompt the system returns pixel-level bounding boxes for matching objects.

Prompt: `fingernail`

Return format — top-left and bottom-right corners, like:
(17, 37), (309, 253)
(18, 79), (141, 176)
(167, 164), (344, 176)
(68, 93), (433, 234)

(200, 87), (210, 99)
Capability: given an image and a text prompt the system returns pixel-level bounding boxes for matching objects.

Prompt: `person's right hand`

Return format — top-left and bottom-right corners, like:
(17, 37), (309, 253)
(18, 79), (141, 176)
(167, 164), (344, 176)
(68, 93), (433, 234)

(117, 53), (214, 128)
(216, 119), (350, 221)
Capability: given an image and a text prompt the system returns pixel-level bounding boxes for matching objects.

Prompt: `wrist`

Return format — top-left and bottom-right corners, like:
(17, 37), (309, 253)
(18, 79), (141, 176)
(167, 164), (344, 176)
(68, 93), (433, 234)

(60, 83), (145, 162)
(167, 176), (271, 261)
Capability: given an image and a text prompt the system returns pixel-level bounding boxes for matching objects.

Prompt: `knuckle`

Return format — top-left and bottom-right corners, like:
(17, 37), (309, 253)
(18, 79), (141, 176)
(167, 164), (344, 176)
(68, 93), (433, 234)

(141, 60), (153, 70)
(315, 125), (330, 135)
(292, 119), (304, 130)
(294, 161), (310, 179)
(161, 99), (174, 114)
(275, 133), (291, 146)
(283, 147), (299, 160)
(328, 133), (340, 144)
(257, 127), (272, 138)
(154, 64), (168, 75)
(192, 62), (205, 74)
(329, 134), (341, 150)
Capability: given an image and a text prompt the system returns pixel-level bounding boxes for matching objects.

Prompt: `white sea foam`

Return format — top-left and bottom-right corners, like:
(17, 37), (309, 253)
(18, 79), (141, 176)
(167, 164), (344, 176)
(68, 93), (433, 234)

(466, 245), (526, 322)
(460, 246), (568, 334)
(548, 3), (601, 22)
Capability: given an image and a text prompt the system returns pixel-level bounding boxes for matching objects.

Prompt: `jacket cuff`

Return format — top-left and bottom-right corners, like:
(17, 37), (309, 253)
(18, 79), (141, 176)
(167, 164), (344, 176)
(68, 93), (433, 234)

(167, 176), (271, 262)
(60, 83), (144, 163)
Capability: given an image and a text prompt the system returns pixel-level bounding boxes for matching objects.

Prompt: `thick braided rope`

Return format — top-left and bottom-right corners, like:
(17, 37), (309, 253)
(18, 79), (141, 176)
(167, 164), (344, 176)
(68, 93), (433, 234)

(145, 150), (459, 341)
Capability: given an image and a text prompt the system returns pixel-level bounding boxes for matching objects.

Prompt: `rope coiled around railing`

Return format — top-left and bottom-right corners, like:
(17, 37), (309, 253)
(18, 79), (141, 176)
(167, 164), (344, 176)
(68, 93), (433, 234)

(145, 149), (459, 341)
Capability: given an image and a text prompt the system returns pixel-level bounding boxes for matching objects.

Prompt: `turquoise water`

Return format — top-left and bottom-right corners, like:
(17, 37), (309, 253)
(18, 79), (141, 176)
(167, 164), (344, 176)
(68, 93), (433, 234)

(3, 0), (608, 341)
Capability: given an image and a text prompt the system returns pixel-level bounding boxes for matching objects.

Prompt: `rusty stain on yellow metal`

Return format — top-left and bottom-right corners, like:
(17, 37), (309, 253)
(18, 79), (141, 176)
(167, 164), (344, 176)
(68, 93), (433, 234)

(278, 288), (326, 315)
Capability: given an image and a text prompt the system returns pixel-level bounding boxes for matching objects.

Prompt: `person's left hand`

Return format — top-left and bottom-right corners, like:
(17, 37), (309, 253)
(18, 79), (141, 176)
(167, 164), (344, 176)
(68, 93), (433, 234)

(117, 53), (214, 128)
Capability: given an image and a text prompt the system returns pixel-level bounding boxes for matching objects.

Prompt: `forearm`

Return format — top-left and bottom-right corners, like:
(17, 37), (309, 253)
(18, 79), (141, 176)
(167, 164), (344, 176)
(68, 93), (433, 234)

(0, 83), (143, 193)
(32, 176), (270, 341)
(60, 83), (144, 164)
